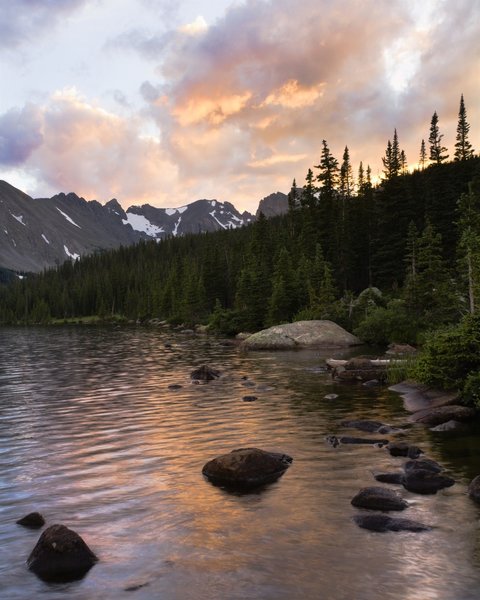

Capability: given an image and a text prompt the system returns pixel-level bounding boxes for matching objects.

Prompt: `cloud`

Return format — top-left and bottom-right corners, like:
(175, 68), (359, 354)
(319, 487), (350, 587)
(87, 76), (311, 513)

(0, 0), (89, 49)
(134, 0), (480, 205)
(0, 90), (180, 206)
(0, 104), (44, 165)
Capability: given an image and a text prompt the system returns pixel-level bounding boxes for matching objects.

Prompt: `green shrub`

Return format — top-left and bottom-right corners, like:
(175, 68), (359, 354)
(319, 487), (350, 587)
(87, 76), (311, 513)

(353, 299), (419, 346)
(462, 372), (480, 409)
(413, 314), (480, 391)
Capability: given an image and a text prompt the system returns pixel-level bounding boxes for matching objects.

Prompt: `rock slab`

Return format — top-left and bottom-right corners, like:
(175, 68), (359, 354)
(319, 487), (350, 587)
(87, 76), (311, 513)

(16, 512), (45, 529)
(27, 524), (97, 582)
(202, 447), (292, 489)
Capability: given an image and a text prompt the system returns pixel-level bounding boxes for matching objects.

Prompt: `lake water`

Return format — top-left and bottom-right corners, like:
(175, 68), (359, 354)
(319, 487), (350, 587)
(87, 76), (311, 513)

(1, 327), (480, 600)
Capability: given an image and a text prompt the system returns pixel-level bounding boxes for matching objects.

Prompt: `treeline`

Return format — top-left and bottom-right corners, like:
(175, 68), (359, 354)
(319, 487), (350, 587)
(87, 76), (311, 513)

(0, 156), (479, 340)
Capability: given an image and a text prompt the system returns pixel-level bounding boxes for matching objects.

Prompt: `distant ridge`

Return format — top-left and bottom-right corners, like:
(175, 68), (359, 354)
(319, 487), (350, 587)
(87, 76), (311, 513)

(0, 181), (259, 273)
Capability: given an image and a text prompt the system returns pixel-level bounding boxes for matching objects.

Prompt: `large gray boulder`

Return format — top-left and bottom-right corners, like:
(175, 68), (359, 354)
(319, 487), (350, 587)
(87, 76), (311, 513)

(242, 320), (361, 350)
(202, 447), (292, 489)
(27, 524), (97, 582)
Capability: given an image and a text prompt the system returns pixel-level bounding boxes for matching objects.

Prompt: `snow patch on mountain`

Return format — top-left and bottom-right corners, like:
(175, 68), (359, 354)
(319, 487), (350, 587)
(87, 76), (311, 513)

(64, 245), (80, 260)
(56, 208), (81, 228)
(41, 234), (50, 245)
(11, 214), (26, 226)
(165, 206), (188, 216)
(172, 216), (182, 236)
(123, 212), (164, 237)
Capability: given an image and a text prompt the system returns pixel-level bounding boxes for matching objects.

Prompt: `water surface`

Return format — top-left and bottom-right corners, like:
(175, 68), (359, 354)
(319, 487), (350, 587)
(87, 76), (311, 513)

(1, 327), (480, 599)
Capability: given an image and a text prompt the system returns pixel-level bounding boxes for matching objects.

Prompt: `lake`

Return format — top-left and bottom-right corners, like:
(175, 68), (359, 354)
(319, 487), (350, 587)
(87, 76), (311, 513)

(1, 327), (480, 599)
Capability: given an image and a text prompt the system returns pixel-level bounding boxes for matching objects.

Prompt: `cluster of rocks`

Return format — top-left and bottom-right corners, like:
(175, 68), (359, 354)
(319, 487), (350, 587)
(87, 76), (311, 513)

(16, 514), (97, 583)
(390, 381), (476, 431)
(327, 419), (448, 532)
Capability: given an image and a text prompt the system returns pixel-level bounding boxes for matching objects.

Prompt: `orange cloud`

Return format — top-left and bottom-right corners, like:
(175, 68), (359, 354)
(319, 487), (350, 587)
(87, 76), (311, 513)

(173, 91), (252, 126)
(262, 80), (326, 109)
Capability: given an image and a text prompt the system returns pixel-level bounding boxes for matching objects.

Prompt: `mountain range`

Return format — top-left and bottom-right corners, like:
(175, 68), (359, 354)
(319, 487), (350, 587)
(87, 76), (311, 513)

(0, 180), (287, 273)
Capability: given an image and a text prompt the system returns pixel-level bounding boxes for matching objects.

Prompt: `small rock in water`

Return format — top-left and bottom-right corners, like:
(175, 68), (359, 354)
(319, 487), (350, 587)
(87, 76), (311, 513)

(190, 365), (220, 381)
(243, 396), (258, 402)
(362, 379), (380, 387)
(324, 393), (339, 400)
(351, 487), (408, 511)
(27, 524), (98, 582)
(202, 447), (292, 490)
(353, 514), (430, 532)
(16, 512), (45, 529)
(241, 380), (256, 388)
(168, 384), (183, 390)
(387, 442), (423, 458)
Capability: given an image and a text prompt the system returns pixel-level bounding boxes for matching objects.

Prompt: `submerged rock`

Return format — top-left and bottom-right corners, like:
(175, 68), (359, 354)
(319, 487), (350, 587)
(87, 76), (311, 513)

(242, 320), (361, 350)
(242, 396), (257, 402)
(190, 365), (220, 381)
(430, 420), (464, 432)
(387, 442), (423, 459)
(202, 448), (293, 489)
(351, 487), (408, 511)
(326, 435), (389, 446)
(324, 393), (339, 400)
(16, 512), (45, 529)
(374, 473), (405, 485)
(27, 524), (97, 582)
(341, 419), (386, 433)
(404, 459), (443, 474)
(353, 514), (429, 532)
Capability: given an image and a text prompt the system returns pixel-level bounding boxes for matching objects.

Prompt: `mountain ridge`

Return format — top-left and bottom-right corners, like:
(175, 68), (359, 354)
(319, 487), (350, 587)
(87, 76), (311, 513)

(0, 180), (287, 273)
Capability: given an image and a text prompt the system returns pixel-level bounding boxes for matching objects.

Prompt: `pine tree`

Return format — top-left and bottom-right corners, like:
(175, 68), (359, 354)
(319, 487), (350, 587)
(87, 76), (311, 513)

(457, 180), (480, 313)
(454, 94), (475, 161)
(302, 168), (317, 209)
(419, 139), (427, 170)
(429, 111), (449, 164)
(315, 140), (339, 193)
(400, 150), (408, 174)
(382, 131), (400, 179)
(340, 146), (354, 198)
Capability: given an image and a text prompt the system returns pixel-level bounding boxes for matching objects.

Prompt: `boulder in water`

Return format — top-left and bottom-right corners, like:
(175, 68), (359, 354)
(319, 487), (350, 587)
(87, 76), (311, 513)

(16, 512), (45, 529)
(353, 514), (430, 532)
(402, 469), (455, 494)
(387, 442), (423, 458)
(202, 447), (292, 489)
(27, 524), (97, 582)
(351, 487), (408, 511)
(374, 473), (405, 485)
(411, 405), (475, 427)
(341, 419), (386, 433)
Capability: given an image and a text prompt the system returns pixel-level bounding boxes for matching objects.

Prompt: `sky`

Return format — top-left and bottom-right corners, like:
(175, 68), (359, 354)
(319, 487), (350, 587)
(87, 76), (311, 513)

(0, 0), (478, 212)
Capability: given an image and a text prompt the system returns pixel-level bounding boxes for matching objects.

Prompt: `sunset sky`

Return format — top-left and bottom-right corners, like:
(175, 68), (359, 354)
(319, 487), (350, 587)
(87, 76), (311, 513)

(0, 0), (478, 212)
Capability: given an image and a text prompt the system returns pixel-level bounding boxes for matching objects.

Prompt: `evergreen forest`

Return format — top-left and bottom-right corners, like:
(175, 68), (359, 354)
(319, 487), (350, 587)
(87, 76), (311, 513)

(1, 99), (480, 356)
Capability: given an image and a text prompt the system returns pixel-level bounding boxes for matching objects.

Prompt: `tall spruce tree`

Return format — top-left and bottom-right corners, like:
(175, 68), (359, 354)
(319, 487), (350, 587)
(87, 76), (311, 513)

(314, 140), (339, 263)
(340, 146), (354, 198)
(429, 111), (449, 164)
(457, 180), (480, 313)
(454, 94), (475, 161)
(419, 139), (427, 170)
(382, 130), (400, 179)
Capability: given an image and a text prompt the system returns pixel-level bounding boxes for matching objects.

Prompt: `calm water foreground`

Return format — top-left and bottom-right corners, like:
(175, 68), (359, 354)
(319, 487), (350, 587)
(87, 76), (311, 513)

(1, 327), (480, 600)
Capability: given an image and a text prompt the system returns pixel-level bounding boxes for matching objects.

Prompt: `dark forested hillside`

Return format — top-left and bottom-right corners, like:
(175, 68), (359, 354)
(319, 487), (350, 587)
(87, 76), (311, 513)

(1, 156), (479, 337)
